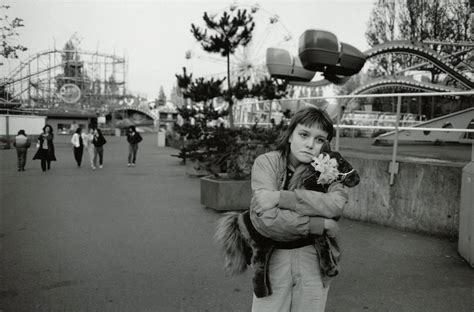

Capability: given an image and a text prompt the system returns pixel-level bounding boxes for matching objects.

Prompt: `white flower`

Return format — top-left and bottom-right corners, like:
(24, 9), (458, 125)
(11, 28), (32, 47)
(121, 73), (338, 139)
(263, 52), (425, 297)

(310, 154), (339, 184)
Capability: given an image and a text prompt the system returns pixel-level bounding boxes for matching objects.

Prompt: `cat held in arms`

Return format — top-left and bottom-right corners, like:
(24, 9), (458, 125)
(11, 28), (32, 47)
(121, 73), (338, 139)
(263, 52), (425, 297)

(215, 149), (360, 298)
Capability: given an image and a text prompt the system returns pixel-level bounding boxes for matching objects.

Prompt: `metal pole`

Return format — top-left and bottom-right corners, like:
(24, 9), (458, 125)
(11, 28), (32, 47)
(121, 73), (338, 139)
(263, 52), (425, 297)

(335, 103), (341, 151)
(390, 96), (402, 185)
(5, 115), (10, 149)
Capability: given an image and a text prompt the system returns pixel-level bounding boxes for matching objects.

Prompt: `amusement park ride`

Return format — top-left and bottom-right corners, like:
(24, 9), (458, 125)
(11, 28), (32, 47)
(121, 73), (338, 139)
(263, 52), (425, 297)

(265, 29), (474, 144)
(0, 21), (472, 143)
(0, 46), (158, 132)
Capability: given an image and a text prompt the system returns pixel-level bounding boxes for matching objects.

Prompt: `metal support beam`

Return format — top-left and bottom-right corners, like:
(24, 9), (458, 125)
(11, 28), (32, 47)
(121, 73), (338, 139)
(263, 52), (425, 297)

(389, 96), (402, 185)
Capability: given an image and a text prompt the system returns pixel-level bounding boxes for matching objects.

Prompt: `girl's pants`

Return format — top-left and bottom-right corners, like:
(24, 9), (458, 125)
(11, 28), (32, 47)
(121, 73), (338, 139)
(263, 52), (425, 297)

(16, 147), (27, 170)
(128, 143), (138, 164)
(87, 146), (95, 167)
(252, 245), (329, 312)
(74, 146), (83, 166)
(93, 146), (104, 167)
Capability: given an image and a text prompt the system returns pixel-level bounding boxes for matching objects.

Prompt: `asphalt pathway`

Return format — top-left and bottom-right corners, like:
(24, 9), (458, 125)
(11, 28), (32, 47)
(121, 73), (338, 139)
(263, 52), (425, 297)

(1, 134), (473, 312)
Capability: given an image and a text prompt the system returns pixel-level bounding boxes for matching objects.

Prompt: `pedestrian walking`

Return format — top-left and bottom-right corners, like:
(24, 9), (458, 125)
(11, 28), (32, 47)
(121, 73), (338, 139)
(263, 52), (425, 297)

(92, 128), (107, 169)
(248, 107), (348, 311)
(126, 125), (142, 167)
(84, 126), (95, 169)
(33, 124), (57, 172)
(13, 129), (31, 171)
(71, 127), (84, 167)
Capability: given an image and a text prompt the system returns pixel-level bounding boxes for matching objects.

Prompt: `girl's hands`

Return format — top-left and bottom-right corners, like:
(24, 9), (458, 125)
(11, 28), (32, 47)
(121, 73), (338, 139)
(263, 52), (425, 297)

(324, 219), (339, 237)
(254, 190), (279, 216)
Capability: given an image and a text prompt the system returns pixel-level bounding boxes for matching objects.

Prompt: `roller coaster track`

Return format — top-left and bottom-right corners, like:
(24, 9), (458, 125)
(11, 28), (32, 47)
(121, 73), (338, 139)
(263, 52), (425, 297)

(343, 77), (465, 107)
(351, 77), (463, 95)
(364, 40), (474, 89)
(2, 49), (125, 86)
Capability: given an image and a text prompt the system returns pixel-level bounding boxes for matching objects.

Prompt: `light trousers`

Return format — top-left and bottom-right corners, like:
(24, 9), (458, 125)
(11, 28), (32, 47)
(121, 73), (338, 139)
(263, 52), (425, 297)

(252, 245), (329, 312)
(87, 145), (95, 167)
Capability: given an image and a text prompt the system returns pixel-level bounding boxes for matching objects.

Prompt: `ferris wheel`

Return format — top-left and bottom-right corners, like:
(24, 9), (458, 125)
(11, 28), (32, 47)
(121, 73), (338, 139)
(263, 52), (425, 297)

(185, 3), (295, 86)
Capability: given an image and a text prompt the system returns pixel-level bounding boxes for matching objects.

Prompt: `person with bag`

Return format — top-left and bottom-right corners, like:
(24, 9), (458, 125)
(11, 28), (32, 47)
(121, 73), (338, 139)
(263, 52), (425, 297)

(33, 124), (57, 172)
(13, 129), (31, 171)
(70, 127), (84, 167)
(92, 128), (107, 169)
(126, 125), (142, 167)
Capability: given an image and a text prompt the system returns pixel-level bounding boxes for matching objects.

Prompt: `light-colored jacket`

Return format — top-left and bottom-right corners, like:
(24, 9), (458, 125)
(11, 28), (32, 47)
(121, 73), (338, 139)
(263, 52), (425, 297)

(14, 135), (31, 148)
(250, 151), (349, 242)
(71, 133), (86, 148)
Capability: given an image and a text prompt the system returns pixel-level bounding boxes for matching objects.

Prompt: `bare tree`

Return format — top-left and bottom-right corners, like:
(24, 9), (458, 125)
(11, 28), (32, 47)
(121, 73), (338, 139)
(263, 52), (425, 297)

(0, 5), (27, 65)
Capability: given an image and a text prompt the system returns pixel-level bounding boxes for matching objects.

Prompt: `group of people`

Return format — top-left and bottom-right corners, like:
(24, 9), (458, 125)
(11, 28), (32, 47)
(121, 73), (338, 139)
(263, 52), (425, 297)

(13, 125), (143, 172)
(70, 125), (107, 169)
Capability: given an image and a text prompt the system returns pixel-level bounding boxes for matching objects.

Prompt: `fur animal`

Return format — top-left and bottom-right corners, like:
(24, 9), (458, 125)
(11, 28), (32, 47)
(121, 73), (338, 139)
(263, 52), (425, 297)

(215, 151), (360, 298)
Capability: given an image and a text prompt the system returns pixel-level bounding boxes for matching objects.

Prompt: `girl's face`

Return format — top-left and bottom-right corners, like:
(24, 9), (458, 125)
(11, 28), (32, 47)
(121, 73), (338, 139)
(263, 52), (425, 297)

(288, 123), (328, 165)
(45, 126), (51, 133)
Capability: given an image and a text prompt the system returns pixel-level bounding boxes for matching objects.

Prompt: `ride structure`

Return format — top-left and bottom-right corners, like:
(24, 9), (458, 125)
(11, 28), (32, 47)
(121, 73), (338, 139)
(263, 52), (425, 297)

(265, 29), (473, 144)
(1, 48), (126, 113)
(0, 43), (158, 130)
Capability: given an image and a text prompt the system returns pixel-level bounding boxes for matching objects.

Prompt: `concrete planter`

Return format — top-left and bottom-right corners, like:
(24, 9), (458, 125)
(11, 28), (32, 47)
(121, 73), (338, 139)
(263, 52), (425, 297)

(200, 174), (251, 211)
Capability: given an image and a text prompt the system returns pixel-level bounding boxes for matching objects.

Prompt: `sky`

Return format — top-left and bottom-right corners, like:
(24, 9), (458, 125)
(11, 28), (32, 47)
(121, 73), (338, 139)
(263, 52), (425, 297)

(5, 0), (376, 100)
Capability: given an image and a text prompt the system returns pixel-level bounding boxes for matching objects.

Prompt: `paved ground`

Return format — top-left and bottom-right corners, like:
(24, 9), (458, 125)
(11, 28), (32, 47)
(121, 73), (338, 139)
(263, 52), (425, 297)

(1, 134), (473, 312)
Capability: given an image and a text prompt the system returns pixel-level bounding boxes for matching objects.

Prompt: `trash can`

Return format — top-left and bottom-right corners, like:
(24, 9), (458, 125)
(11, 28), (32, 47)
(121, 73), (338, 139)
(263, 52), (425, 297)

(115, 128), (121, 137)
(157, 130), (166, 147)
(458, 161), (474, 267)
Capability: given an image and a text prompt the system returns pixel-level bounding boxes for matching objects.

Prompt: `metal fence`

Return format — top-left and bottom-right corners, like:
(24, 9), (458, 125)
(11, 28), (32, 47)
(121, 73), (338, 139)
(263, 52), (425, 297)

(233, 90), (474, 185)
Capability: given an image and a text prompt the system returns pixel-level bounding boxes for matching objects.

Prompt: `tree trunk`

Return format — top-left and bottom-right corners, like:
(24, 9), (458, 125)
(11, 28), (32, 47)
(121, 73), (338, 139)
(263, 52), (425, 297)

(227, 53), (234, 128)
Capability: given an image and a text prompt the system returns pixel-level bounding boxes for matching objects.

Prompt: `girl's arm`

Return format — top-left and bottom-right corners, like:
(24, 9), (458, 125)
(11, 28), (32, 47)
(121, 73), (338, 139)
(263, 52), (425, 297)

(250, 154), (347, 242)
(275, 183), (348, 218)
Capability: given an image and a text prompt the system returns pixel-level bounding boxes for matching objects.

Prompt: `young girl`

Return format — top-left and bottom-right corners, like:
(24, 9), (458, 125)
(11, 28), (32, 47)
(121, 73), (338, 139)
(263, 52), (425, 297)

(250, 106), (348, 311)
(33, 124), (57, 172)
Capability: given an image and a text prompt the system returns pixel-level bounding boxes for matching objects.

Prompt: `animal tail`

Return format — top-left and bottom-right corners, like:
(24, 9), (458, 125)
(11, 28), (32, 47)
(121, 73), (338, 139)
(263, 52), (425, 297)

(215, 212), (251, 276)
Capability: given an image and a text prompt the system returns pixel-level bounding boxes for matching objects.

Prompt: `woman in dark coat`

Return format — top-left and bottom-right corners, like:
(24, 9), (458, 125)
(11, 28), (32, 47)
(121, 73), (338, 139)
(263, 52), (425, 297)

(33, 124), (57, 171)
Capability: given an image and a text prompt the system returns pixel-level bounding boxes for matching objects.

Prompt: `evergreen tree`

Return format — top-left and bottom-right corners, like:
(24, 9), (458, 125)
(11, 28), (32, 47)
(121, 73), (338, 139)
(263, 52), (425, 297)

(191, 8), (255, 127)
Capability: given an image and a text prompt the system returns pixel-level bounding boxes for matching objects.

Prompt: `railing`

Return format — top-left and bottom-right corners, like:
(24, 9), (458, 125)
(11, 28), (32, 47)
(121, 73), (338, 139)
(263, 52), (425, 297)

(234, 90), (474, 185)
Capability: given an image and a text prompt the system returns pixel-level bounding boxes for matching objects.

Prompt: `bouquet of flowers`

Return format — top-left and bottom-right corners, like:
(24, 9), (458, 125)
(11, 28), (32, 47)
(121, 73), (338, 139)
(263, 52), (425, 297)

(309, 153), (340, 185)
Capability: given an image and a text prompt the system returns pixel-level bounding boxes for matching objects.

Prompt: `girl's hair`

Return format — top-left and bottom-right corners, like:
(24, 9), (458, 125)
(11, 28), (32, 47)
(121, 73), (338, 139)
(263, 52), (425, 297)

(75, 127), (82, 134)
(96, 128), (103, 137)
(275, 106), (334, 157)
(42, 124), (53, 134)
